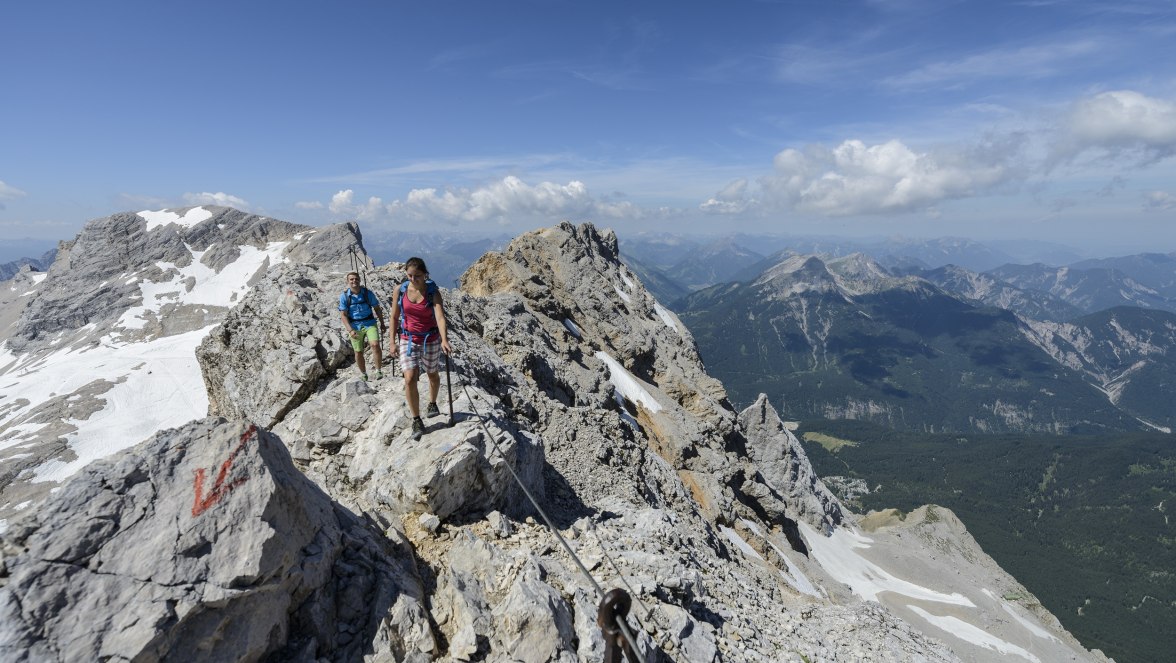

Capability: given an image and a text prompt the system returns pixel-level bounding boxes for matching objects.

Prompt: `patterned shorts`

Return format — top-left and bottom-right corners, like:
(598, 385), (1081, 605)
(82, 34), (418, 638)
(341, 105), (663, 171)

(399, 335), (441, 374)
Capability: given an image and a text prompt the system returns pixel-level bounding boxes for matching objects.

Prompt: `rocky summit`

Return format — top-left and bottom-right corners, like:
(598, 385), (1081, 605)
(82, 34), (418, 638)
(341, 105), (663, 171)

(1, 218), (1109, 661)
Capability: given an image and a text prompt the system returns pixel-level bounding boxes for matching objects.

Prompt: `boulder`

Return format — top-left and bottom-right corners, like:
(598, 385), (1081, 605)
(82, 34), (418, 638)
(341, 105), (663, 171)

(0, 418), (433, 662)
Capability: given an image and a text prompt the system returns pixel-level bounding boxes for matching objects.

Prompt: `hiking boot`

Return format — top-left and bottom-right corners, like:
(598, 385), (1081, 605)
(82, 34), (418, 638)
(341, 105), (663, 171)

(425, 402), (440, 417)
(376, 370), (384, 380)
(411, 417), (424, 440)
(360, 372), (369, 382)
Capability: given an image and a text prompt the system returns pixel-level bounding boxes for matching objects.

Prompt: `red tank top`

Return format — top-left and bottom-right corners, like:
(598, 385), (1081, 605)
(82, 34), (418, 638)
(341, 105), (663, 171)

(401, 289), (437, 337)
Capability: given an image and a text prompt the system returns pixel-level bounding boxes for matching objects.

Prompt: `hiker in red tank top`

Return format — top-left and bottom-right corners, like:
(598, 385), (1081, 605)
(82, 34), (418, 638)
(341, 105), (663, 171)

(389, 257), (452, 438)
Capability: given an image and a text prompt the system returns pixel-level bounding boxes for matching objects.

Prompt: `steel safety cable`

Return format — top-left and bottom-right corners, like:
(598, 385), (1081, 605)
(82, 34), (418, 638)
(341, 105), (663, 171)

(447, 301), (692, 663)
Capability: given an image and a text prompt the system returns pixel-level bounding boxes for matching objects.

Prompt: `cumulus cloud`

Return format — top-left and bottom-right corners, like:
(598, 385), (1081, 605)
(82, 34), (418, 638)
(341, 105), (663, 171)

(1055, 90), (1176, 165)
(757, 138), (1013, 216)
(700, 179), (752, 214)
(0, 180), (27, 209)
(329, 189), (386, 220)
(1144, 191), (1176, 211)
(182, 191), (251, 209)
(325, 176), (641, 225)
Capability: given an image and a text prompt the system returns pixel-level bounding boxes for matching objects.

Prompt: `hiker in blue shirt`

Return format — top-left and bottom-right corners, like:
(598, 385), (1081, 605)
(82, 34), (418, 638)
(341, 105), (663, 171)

(390, 257), (452, 439)
(339, 271), (387, 381)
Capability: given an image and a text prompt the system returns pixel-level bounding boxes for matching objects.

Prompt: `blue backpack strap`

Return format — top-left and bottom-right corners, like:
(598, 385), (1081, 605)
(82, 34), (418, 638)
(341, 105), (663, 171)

(425, 279), (437, 306)
(398, 281), (409, 334)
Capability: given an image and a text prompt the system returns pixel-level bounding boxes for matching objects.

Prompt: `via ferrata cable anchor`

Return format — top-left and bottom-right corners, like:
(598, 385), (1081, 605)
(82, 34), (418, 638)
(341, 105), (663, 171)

(598, 588), (641, 662)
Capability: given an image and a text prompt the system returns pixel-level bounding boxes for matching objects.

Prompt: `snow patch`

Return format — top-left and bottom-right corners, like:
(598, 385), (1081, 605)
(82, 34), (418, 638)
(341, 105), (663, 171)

(719, 526), (764, 561)
(139, 207), (214, 232)
(908, 606), (1041, 663)
(595, 351), (662, 413)
(619, 270), (635, 290)
(24, 328), (212, 483)
(562, 319), (582, 339)
(742, 519), (821, 597)
(799, 522), (972, 606)
(981, 589), (1059, 642)
(612, 285), (631, 304)
(114, 241), (289, 333)
(654, 302), (684, 337)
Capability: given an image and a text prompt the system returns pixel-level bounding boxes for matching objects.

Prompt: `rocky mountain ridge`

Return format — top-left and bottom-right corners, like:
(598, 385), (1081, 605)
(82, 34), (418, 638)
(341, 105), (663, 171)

(0, 206), (363, 529)
(987, 262), (1176, 316)
(681, 251), (1172, 434)
(0, 215), (1108, 661)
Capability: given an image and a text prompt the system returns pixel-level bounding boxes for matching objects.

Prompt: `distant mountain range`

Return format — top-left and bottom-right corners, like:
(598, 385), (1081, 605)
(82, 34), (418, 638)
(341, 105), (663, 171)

(677, 251), (1176, 434)
(0, 248), (56, 282)
(616, 231), (1091, 303)
(361, 229), (509, 289)
(0, 238), (58, 265)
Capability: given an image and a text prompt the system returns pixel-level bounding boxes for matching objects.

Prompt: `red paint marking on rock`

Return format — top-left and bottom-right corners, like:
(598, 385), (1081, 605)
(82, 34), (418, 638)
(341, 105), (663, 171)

(191, 424), (257, 517)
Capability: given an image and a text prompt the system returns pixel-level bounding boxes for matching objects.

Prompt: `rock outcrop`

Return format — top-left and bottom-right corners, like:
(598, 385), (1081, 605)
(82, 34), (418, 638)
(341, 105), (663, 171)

(0, 219), (1110, 662)
(0, 418), (433, 662)
(0, 207), (366, 536)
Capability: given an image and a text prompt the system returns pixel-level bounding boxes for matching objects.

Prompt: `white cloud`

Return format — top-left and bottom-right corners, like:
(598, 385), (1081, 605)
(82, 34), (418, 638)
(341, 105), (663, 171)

(0, 180), (26, 200)
(885, 39), (1102, 89)
(325, 176), (642, 226)
(181, 192), (251, 209)
(758, 139), (1012, 216)
(329, 189), (386, 220)
(1057, 90), (1176, 164)
(1144, 191), (1176, 211)
(0, 180), (27, 209)
(701, 179), (751, 214)
(295, 200), (324, 210)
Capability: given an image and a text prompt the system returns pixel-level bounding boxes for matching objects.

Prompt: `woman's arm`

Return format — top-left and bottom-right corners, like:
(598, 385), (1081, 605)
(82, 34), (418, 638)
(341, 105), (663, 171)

(434, 290), (452, 354)
(389, 290), (401, 335)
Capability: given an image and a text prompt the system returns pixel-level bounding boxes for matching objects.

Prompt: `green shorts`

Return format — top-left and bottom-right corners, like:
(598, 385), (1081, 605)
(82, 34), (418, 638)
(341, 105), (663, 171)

(350, 324), (381, 352)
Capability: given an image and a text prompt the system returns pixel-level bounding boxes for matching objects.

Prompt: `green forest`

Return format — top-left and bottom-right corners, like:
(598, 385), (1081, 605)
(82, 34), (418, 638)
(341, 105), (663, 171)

(797, 419), (1176, 663)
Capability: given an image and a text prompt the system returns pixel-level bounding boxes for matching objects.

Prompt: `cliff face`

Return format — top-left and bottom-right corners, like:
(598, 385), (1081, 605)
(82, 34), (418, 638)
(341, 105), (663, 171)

(0, 220), (1107, 662)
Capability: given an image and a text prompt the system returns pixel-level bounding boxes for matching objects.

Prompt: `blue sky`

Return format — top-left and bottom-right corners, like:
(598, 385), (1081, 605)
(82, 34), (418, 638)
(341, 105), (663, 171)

(2, 0), (1175, 254)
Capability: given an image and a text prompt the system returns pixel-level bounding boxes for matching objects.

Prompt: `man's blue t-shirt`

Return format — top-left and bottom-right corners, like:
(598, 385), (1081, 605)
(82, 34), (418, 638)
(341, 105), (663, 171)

(339, 287), (380, 330)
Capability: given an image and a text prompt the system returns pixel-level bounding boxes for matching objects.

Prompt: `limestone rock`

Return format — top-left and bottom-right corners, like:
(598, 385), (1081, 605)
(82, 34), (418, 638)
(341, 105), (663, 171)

(196, 262), (352, 428)
(739, 394), (844, 534)
(0, 417), (433, 662)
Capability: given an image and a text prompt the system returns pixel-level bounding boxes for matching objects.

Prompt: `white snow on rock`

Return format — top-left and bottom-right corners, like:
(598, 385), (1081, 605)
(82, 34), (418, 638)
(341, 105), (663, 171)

(1, 237), (294, 486)
(594, 350), (662, 413)
(908, 606), (1042, 663)
(619, 270), (635, 290)
(115, 242), (290, 333)
(719, 525), (764, 561)
(612, 285), (632, 304)
(27, 328), (211, 482)
(139, 207), (214, 232)
(562, 318), (582, 339)
(982, 589), (1060, 642)
(654, 302), (685, 337)
(798, 522), (972, 606)
(742, 519), (821, 597)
